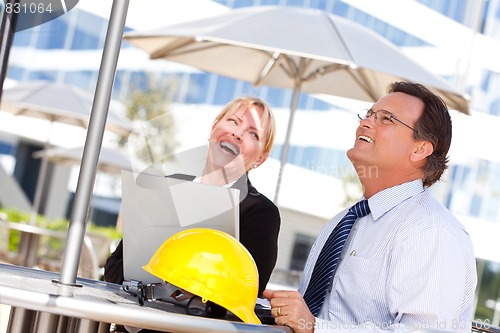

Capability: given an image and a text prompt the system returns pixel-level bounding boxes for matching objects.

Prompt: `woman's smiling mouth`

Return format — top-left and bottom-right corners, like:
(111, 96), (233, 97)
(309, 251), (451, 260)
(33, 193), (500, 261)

(220, 141), (240, 155)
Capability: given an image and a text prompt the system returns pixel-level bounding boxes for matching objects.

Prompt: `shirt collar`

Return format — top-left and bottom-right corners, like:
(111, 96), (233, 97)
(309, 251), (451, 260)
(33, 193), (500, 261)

(367, 179), (425, 221)
(193, 176), (237, 188)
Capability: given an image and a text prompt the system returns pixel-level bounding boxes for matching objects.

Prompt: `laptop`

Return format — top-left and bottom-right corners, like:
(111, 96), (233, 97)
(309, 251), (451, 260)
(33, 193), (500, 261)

(121, 169), (240, 284)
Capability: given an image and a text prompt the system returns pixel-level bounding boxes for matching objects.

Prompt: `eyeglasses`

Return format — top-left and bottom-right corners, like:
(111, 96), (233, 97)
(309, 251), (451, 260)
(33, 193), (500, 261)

(357, 109), (418, 133)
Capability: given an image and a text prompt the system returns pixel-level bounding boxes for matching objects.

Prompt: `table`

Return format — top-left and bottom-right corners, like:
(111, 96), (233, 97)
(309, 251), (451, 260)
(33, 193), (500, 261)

(0, 218), (99, 279)
(0, 263), (292, 333)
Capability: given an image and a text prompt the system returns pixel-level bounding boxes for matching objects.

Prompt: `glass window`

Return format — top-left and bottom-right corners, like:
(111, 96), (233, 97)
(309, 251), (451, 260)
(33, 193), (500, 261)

(7, 67), (25, 81)
(310, 0), (334, 12)
(479, 0), (490, 34)
(345, 7), (429, 47)
(230, 0), (256, 8)
(470, 194), (482, 217)
(290, 233), (316, 271)
(240, 82), (260, 99)
(297, 92), (310, 109)
(28, 70), (58, 81)
(127, 71), (150, 91)
(185, 73), (210, 104)
(113, 70), (127, 96)
(332, 0), (349, 16)
(120, 28), (135, 49)
(264, 87), (285, 107)
(489, 99), (500, 117)
(64, 70), (96, 91)
(417, 0), (467, 24)
(481, 70), (492, 92)
(35, 16), (68, 49)
(483, 194), (499, 221)
(286, 0), (305, 6)
(71, 10), (105, 50)
(269, 143), (282, 160)
(213, 76), (237, 105)
(0, 141), (14, 155)
(260, 0), (281, 5)
(311, 96), (333, 111)
(72, 27), (100, 50)
(13, 30), (33, 47)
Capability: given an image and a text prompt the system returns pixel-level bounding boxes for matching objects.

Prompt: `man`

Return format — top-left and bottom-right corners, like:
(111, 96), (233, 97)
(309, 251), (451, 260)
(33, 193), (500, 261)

(263, 82), (477, 333)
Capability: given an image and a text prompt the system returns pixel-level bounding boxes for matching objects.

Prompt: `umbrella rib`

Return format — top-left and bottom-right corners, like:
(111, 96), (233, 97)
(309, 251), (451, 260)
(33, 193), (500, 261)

(22, 83), (49, 101)
(301, 62), (381, 101)
(149, 37), (201, 59)
(279, 56), (313, 85)
(302, 63), (345, 83)
(324, 12), (357, 64)
(346, 69), (380, 101)
(151, 39), (243, 60)
(255, 51), (281, 86)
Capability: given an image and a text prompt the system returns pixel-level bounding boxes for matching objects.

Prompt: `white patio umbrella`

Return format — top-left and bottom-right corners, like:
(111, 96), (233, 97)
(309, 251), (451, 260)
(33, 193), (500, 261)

(32, 145), (132, 174)
(1, 81), (133, 137)
(124, 5), (470, 203)
(0, 81), (134, 224)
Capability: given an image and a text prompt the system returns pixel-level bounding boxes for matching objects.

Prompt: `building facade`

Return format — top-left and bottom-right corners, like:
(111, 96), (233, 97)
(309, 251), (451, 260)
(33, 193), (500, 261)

(1, 0), (499, 323)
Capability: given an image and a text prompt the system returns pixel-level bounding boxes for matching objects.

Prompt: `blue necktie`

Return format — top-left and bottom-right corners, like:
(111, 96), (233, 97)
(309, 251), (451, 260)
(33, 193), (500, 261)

(303, 199), (371, 316)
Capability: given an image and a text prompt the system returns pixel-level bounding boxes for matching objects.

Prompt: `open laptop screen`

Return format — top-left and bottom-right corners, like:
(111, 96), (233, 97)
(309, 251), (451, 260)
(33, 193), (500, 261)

(121, 170), (240, 284)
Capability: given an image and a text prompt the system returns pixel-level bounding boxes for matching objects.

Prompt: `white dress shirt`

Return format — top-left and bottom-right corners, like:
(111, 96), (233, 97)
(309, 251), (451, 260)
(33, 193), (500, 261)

(299, 180), (477, 333)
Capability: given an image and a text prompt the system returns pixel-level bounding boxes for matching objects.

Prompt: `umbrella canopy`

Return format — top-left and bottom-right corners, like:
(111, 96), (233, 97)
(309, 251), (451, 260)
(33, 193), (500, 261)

(1, 81), (134, 137)
(33, 145), (132, 174)
(0, 81), (135, 224)
(123, 5), (470, 202)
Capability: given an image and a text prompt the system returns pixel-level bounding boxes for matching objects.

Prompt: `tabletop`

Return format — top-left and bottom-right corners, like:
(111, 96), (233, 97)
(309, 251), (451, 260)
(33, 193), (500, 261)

(0, 263), (292, 333)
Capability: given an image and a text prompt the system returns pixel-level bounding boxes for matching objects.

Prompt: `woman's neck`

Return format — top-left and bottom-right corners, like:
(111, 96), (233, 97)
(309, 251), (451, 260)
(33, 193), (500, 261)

(201, 166), (241, 186)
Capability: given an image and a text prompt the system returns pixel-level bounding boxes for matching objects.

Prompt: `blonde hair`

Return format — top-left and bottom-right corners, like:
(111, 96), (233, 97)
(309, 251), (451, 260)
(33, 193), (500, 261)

(213, 96), (276, 154)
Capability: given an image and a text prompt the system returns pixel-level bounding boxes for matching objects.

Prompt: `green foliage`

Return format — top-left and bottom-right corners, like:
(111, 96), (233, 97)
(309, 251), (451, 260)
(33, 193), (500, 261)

(1, 208), (44, 252)
(119, 75), (179, 166)
(474, 260), (500, 323)
(87, 223), (122, 240)
(0, 208), (121, 254)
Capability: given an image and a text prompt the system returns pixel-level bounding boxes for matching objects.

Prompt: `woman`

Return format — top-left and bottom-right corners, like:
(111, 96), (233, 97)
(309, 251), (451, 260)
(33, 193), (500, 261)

(104, 96), (280, 300)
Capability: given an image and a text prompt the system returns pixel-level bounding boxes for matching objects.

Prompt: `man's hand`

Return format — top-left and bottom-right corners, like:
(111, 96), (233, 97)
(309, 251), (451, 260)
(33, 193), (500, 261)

(262, 289), (315, 333)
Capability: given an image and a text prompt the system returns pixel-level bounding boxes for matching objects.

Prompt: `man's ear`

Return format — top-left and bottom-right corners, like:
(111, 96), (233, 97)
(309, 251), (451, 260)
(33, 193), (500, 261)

(411, 141), (433, 162)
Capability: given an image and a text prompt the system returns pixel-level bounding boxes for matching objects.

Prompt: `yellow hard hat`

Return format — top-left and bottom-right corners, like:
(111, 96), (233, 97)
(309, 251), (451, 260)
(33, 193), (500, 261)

(143, 228), (261, 324)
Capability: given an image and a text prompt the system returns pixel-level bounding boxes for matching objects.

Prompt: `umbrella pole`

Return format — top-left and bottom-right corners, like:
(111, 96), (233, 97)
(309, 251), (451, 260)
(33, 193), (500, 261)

(29, 122), (55, 226)
(57, 0), (129, 285)
(29, 153), (47, 225)
(0, 0), (18, 102)
(274, 82), (301, 204)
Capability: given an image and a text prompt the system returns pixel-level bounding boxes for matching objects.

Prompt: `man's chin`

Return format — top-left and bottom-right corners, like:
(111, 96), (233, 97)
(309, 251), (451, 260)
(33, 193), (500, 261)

(346, 147), (358, 161)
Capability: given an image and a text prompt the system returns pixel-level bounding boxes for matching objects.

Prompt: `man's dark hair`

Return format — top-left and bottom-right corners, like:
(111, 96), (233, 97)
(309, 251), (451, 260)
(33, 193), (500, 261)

(388, 81), (452, 187)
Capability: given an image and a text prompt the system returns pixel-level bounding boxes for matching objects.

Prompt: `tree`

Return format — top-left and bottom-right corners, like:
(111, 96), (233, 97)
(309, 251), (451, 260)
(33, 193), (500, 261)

(121, 76), (179, 169)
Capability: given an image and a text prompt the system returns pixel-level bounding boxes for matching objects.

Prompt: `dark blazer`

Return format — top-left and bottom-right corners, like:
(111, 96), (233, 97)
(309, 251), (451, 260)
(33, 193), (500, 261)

(104, 173), (281, 297)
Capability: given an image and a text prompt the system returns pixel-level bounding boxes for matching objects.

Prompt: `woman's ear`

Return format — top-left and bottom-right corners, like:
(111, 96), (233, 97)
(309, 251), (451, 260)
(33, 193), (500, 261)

(208, 121), (219, 140)
(410, 141), (433, 162)
(211, 120), (218, 131)
(253, 153), (269, 168)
